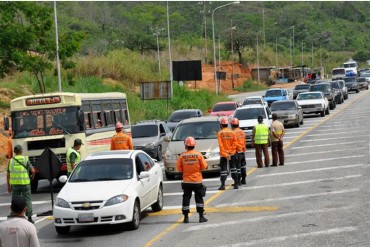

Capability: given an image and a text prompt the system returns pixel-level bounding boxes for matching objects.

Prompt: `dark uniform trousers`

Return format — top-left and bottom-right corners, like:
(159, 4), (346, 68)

(11, 184), (33, 217)
(220, 155), (239, 183)
(255, 144), (270, 167)
(272, 140), (284, 166)
(181, 183), (204, 215)
(237, 152), (246, 179)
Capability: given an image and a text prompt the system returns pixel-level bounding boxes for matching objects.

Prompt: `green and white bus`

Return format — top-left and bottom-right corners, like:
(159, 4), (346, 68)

(4, 92), (131, 192)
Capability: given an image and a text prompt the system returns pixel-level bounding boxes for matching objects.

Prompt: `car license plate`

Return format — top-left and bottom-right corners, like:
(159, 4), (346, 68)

(78, 213), (94, 222)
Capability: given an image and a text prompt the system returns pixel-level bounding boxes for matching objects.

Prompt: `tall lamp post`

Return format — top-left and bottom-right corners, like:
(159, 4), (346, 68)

(54, 1), (62, 92)
(275, 25), (294, 82)
(152, 27), (164, 76)
(212, 1), (239, 95)
(218, 26), (236, 93)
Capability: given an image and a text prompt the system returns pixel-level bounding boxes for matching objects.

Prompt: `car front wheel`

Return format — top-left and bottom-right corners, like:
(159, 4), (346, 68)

(151, 185), (163, 212)
(127, 200), (140, 230)
(325, 106), (330, 115)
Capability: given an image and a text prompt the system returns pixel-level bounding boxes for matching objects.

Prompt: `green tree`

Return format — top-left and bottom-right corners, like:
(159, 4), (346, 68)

(0, 2), (83, 93)
(353, 51), (370, 63)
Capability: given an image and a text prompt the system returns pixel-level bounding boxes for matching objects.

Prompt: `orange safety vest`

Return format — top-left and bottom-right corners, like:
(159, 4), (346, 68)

(176, 150), (208, 183)
(110, 132), (133, 150)
(217, 127), (237, 158)
(7, 137), (13, 159)
(233, 127), (246, 153)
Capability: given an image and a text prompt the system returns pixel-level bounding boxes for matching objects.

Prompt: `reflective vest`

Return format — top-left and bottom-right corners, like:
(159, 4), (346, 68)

(66, 147), (81, 173)
(9, 155), (30, 185)
(254, 124), (269, 144)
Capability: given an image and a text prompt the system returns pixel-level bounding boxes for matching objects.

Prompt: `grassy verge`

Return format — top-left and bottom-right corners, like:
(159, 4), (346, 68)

(234, 80), (269, 92)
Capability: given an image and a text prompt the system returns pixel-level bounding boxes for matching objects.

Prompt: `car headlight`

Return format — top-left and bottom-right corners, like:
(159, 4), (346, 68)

(208, 148), (220, 158)
(165, 152), (178, 160)
(314, 104), (322, 108)
(145, 143), (155, 149)
(288, 114), (296, 118)
(105, 195), (129, 207)
(55, 198), (70, 208)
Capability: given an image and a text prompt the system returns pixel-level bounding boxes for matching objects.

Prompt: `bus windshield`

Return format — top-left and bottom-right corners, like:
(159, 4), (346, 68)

(12, 106), (81, 138)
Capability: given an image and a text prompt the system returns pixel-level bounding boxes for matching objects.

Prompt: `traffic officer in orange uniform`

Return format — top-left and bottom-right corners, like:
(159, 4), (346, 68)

(110, 122), (133, 150)
(6, 128), (13, 159)
(231, 118), (247, 185)
(217, 117), (238, 190)
(177, 137), (208, 223)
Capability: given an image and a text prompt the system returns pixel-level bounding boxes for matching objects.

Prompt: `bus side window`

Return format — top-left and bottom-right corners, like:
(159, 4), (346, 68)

(104, 111), (114, 126)
(85, 113), (92, 129)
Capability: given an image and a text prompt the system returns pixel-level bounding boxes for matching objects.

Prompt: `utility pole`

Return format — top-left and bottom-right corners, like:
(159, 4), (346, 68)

(257, 33), (260, 83)
(231, 19), (234, 89)
(262, 8), (266, 48)
(54, 1), (62, 92)
(203, 1), (208, 63)
(166, 2), (173, 98)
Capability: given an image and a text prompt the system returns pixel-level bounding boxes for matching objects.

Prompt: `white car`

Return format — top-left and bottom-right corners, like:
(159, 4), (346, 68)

(232, 105), (272, 146)
(241, 96), (268, 107)
(296, 92), (330, 117)
(53, 150), (164, 234)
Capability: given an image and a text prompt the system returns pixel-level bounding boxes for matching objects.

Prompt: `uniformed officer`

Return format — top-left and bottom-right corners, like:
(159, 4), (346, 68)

(110, 122), (133, 150)
(252, 115), (270, 168)
(66, 139), (83, 176)
(231, 118), (247, 185)
(177, 136), (208, 223)
(6, 145), (36, 223)
(217, 117), (238, 190)
(6, 128), (13, 159)
(271, 113), (285, 166)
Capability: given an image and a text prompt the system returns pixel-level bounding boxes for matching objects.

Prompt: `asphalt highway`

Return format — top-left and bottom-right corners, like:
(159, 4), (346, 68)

(1, 88), (369, 247)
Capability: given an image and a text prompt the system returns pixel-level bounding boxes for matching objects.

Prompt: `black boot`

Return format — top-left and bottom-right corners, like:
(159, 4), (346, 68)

(218, 181), (225, 190)
(233, 181), (239, 189)
(199, 213), (208, 223)
(241, 177), (246, 185)
(183, 215), (189, 223)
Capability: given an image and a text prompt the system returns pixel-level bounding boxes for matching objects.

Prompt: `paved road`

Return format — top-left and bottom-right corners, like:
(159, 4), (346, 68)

(1, 88), (369, 247)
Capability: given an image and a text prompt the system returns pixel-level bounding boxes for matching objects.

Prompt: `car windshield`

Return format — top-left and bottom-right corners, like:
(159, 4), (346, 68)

(69, 159), (134, 182)
(270, 102), (296, 111)
(212, 103), (236, 112)
(243, 99), (262, 105)
(294, 84), (310, 90)
(234, 108), (266, 120)
(172, 121), (220, 141)
(343, 77), (357, 83)
(357, 78), (366, 82)
(132, 125), (158, 138)
(310, 84), (330, 92)
(361, 73), (370, 78)
(297, 93), (322, 100)
(168, 111), (198, 122)
(330, 82), (340, 89)
(265, 90), (283, 97)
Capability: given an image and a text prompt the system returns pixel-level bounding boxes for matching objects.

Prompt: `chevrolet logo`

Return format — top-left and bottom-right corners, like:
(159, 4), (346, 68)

(82, 202), (91, 208)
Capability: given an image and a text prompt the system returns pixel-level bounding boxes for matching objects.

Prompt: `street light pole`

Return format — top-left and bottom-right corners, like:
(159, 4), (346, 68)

(257, 33), (260, 83)
(275, 25), (295, 83)
(212, 1), (239, 95)
(218, 26), (236, 93)
(54, 1), (62, 92)
(262, 8), (265, 48)
(166, 2), (173, 98)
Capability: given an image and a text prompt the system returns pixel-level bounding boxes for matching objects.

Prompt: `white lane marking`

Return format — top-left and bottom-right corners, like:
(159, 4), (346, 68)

(285, 155), (365, 165)
(164, 178), (232, 184)
(306, 130), (368, 136)
(315, 128), (357, 132)
(300, 135), (365, 142)
(285, 148), (366, 157)
(318, 124), (344, 128)
(292, 141), (365, 149)
(35, 216), (49, 225)
(164, 191), (219, 196)
(219, 227), (357, 247)
(237, 175), (361, 190)
(0, 201), (50, 207)
(183, 206), (353, 232)
(163, 205), (194, 210)
(286, 155), (365, 165)
(216, 189), (360, 207)
(256, 164), (364, 177)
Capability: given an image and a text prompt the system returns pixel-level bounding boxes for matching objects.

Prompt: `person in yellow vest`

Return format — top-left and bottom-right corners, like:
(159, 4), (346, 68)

(66, 139), (83, 176)
(252, 115), (270, 168)
(271, 113), (285, 166)
(6, 144), (36, 223)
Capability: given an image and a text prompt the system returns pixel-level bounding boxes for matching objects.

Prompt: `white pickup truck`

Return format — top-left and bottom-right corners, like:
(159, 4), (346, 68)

(296, 91), (330, 117)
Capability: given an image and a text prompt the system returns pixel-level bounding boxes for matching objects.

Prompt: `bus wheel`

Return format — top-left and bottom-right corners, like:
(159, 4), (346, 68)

(31, 179), (38, 193)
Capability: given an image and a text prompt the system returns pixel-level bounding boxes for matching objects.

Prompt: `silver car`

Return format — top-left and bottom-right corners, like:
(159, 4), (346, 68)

(270, 100), (304, 127)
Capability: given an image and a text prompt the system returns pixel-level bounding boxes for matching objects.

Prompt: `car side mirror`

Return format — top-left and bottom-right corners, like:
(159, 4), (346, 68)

(139, 171), (150, 179)
(59, 175), (68, 183)
(160, 132), (166, 137)
(3, 117), (9, 131)
(164, 136), (171, 142)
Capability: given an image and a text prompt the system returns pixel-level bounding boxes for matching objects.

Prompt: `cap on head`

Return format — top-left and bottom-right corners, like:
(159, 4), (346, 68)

(14, 144), (23, 153)
(220, 117), (229, 125)
(272, 113), (278, 120)
(11, 195), (27, 213)
(257, 115), (264, 123)
(74, 138), (84, 146)
(115, 122), (123, 130)
(231, 118), (239, 126)
(184, 136), (196, 147)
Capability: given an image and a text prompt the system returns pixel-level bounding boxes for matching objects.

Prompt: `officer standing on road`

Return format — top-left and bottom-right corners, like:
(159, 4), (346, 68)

(66, 139), (83, 176)
(6, 128), (13, 159)
(231, 118), (246, 185)
(111, 122), (133, 150)
(217, 117), (238, 190)
(176, 137), (208, 223)
(252, 115), (270, 168)
(6, 145), (36, 223)
(271, 113), (285, 166)
(0, 195), (40, 247)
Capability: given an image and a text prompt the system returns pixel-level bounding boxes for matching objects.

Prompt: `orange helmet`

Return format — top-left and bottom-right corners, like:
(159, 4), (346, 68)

(220, 117), (229, 125)
(231, 118), (239, 125)
(184, 136), (196, 147)
(115, 122), (123, 130)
